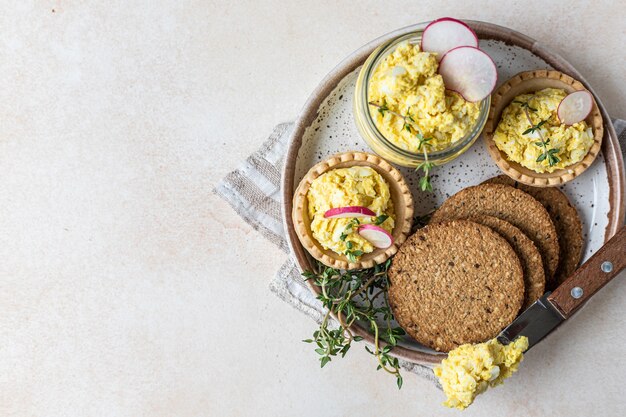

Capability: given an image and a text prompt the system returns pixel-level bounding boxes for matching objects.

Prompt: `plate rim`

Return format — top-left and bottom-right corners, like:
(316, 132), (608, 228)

(281, 20), (625, 366)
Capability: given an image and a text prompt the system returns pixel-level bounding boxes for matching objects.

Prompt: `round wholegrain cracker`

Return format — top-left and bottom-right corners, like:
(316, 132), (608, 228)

(483, 175), (583, 287)
(468, 215), (545, 309)
(388, 220), (524, 352)
(430, 183), (560, 280)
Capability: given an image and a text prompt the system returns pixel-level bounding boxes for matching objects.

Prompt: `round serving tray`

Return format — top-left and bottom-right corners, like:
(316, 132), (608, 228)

(282, 20), (625, 366)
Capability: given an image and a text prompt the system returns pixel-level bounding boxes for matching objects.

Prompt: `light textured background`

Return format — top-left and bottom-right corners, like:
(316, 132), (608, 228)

(0, 1), (624, 416)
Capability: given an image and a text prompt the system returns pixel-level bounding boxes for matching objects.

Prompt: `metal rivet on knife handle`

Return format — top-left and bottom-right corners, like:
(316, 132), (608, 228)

(570, 287), (583, 299)
(601, 261), (613, 273)
(546, 226), (625, 319)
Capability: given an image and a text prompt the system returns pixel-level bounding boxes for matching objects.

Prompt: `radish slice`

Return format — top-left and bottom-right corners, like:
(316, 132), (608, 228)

(358, 225), (393, 249)
(557, 91), (593, 125)
(324, 206), (376, 219)
(438, 46), (497, 102)
(421, 17), (478, 61)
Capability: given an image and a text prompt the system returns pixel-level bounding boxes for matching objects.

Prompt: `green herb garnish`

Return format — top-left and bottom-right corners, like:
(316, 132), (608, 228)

(522, 119), (548, 135)
(403, 107), (415, 132)
(517, 98), (560, 167)
(534, 138), (561, 166)
(340, 218), (360, 241)
(416, 132), (434, 192)
(373, 214), (389, 225)
(375, 100), (389, 116)
(302, 260), (404, 388)
(368, 101), (436, 193)
(345, 249), (364, 262)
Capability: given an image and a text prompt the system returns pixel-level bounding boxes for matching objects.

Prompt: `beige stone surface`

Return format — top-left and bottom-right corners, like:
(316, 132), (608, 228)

(0, 1), (624, 416)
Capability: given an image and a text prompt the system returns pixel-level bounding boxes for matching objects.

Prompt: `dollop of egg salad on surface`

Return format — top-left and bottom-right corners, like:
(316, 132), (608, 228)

(307, 167), (394, 261)
(368, 41), (480, 153)
(494, 88), (594, 173)
(434, 336), (529, 410)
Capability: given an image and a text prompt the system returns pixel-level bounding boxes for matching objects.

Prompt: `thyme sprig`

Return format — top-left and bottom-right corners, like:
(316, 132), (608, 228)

(368, 101), (435, 192)
(368, 101), (410, 122)
(514, 99), (561, 167)
(416, 133), (434, 192)
(302, 260), (405, 389)
(340, 218), (363, 261)
(534, 138), (560, 166)
(339, 218), (360, 241)
(344, 241), (364, 262)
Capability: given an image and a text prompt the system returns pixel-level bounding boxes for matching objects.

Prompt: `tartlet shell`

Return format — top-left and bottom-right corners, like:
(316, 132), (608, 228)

(292, 151), (414, 270)
(484, 70), (604, 187)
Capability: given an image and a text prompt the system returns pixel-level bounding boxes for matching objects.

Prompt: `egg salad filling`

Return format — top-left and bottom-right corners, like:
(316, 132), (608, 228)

(494, 88), (594, 173)
(307, 167), (394, 259)
(433, 336), (529, 410)
(368, 41), (481, 153)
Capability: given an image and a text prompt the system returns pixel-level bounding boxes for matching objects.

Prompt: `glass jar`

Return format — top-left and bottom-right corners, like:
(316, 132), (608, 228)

(353, 31), (490, 168)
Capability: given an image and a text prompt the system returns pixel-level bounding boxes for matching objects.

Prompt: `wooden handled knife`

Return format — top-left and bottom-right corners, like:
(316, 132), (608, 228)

(497, 225), (625, 349)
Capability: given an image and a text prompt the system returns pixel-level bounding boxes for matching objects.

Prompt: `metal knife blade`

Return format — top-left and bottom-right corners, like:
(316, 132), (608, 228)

(497, 293), (564, 349)
(497, 225), (625, 349)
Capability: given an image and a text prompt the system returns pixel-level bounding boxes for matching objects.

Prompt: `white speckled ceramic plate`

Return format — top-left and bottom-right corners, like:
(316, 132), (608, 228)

(282, 21), (625, 365)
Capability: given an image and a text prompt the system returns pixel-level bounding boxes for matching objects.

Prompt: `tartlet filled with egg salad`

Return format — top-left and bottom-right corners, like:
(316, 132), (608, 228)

(292, 152), (413, 270)
(493, 88), (594, 173)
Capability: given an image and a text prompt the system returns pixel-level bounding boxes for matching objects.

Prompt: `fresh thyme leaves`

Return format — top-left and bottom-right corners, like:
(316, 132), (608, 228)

(302, 260), (404, 388)
(368, 101), (408, 122)
(416, 133), (432, 150)
(516, 98), (561, 167)
(345, 249), (364, 263)
(416, 132), (434, 192)
(374, 100), (389, 116)
(403, 108), (415, 132)
(340, 219), (363, 260)
(368, 101), (435, 192)
(340, 218), (360, 241)
(535, 139), (561, 166)
(522, 119), (548, 135)
(373, 214), (389, 225)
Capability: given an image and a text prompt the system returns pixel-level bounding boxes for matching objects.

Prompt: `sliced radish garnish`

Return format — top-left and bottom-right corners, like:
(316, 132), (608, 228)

(421, 17), (478, 61)
(324, 206), (376, 219)
(438, 46), (497, 102)
(557, 90), (593, 125)
(358, 224), (393, 249)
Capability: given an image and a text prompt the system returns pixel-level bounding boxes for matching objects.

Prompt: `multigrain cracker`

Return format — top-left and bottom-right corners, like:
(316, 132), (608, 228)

(430, 183), (559, 280)
(468, 215), (545, 309)
(483, 175), (583, 287)
(388, 221), (524, 352)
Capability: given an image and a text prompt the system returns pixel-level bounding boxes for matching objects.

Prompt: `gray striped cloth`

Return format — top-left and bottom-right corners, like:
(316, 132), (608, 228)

(214, 119), (626, 381)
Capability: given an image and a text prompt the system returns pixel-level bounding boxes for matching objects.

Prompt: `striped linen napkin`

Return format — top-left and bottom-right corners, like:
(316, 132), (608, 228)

(214, 119), (626, 381)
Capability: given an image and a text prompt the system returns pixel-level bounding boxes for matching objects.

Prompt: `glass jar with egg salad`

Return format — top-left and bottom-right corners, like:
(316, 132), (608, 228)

(354, 31), (490, 168)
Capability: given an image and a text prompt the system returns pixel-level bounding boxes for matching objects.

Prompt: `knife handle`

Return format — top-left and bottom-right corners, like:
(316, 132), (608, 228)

(547, 225), (625, 318)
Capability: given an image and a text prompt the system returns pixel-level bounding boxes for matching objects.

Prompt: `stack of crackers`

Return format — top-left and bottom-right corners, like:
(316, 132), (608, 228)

(388, 175), (582, 352)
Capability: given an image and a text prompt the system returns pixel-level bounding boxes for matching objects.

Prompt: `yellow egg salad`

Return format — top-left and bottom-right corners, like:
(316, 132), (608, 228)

(434, 336), (529, 410)
(368, 41), (481, 153)
(494, 88), (594, 173)
(307, 166), (394, 259)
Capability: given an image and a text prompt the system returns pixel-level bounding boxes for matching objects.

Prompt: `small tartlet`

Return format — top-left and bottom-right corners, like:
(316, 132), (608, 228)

(484, 70), (604, 187)
(292, 151), (414, 270)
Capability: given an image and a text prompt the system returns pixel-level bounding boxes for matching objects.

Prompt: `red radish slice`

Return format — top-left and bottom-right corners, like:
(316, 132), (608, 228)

(324, 206), (376, 219)
(421, 17), (478, 61)
(358, 225), (393, 249)
(557, 90), (593, 125)
(438, 46), (497, 102)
